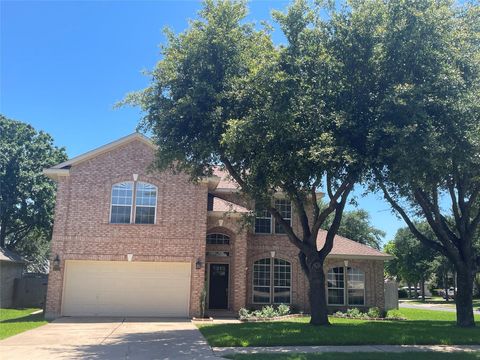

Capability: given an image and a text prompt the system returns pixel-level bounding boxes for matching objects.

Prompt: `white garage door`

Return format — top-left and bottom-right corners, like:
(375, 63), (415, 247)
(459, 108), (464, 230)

(62, 260), (191, 317)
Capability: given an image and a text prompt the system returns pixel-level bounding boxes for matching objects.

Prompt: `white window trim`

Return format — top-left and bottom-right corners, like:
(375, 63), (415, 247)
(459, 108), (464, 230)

(252, 258), (292, 305)
(347, 267), (366, 306)
(109, 181), (134, 224)
(134, 181), (158, 225)
(327, 266), (366, 306)
(109, 181), (157, 225)
(254, 211), (273, 235)
(327, 267), (346, 306)
(274, 199), (292, 234)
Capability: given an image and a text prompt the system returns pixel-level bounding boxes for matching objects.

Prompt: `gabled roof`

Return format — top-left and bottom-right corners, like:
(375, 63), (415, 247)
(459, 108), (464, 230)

(0, 247), (27, 263)
(317, 230), (393, 260)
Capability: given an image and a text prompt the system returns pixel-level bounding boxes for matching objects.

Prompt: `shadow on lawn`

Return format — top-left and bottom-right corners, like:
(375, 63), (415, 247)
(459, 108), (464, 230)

(0, 312), (45, 324)
(199, 319), (480, 347)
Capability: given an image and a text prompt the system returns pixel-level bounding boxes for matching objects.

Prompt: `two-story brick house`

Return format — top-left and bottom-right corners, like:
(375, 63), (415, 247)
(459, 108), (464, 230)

(43, 133), (391, 320)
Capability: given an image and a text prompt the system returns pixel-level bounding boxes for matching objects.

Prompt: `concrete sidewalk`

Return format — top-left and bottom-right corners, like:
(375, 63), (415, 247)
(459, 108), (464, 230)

(400, 302), (480, 313)
(213, 344), (480, 356)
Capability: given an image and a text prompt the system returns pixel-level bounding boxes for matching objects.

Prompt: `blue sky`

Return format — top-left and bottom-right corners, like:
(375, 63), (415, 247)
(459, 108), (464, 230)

(1, 0), (404, 243)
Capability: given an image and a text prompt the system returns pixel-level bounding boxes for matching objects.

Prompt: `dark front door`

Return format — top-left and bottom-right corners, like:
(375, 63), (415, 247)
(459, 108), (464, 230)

(208, 263), (229, 309)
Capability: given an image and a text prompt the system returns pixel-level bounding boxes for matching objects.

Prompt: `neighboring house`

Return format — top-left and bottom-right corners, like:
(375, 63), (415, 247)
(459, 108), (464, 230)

(0, 248), (26, 308)
(43, 133), (392, 319)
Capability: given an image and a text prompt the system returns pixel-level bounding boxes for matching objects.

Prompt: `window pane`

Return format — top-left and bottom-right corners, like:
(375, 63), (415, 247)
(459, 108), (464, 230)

(328, 289), (345, 305)
(253, 258), (271, 303)
(253, 287), (271, 303)
(274, 287), (291, 304)
(111, 182), (133, 206)
(255, 218), (271, 233)
(206, 233), (230, 245)
(110, 205), (131, 224)
(135, 206), (155, 224)
(327, 267), (344, 288)
(136, 182), (157, 206)
(274, 199), (292, 234)
(347, 268), (365, 305)
(348, 289), (365, 305)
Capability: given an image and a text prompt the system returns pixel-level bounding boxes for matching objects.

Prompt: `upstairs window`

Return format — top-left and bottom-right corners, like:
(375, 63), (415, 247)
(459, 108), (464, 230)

(254, 209), (272, 234)
(254, 199), (292, 234)
(135, 182), (157, 224)
(110, 182), (133, 224)
(274, 199), (292, 234)
(110, 181), (157, 224)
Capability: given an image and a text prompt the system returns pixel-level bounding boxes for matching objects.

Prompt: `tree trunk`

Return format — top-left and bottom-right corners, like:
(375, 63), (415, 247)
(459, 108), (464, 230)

(308, 261), (329, 326)
(455, 265), (475, 327)
(0, 220), (6, 248)
(444, 271), (449, 302)
(407, 284), (412, 299)
(421, 277), (425, 302)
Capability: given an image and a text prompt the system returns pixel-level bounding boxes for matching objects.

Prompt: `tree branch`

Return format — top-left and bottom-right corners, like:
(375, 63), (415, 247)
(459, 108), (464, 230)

(376, 177), (449, 258)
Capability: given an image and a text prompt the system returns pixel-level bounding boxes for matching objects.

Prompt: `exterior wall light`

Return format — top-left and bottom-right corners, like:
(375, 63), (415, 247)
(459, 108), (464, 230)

(53, 254), (61, 271)
(196, 258), (203, 269)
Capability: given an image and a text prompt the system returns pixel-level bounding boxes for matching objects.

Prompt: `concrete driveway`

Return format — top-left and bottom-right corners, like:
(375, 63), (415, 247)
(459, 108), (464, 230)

(0, 317), (218, 360)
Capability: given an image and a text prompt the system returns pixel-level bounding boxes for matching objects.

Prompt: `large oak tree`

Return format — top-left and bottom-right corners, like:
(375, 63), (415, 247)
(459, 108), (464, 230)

(125, 0), (376, 325)
(0, 115), (67, 271)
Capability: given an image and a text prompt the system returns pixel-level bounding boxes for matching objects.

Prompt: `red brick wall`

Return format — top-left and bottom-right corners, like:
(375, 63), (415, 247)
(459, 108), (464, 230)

(45, 140), (208, 319)
(46, 138), (385, 319)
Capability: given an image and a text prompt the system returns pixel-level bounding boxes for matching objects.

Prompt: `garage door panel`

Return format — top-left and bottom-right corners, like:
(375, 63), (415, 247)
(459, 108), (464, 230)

(62, 260), (191, 317)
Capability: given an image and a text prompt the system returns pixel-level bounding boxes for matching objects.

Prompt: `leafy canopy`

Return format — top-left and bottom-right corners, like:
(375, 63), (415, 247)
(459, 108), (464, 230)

(0, 115), (67, 270)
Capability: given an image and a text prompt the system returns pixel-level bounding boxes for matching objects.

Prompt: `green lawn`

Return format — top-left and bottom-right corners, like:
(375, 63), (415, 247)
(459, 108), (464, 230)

(224, 353), (480, 360)
(0, 308), (47, 340)
(198, 308), (480, 347)
(402, 297), (480, 309)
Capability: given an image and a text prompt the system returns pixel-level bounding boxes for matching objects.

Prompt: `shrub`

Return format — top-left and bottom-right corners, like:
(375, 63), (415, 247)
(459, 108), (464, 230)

(386, 309), (404, 320)
(238, 308), (251, 320)
(261, 305), (278, 318)
(277, 304), (290, 316)
(367, 307), (382, 318)
(334, 311), (345, 318)
(346, 308), (363, 318)
(398, 288), (408, 298)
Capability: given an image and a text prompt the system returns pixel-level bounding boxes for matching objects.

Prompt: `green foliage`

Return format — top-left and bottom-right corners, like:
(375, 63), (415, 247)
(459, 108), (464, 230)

(385, 310), (405, 320)
(345, 308), (363, 318)
(238, 304), (291, 320)
(384, 224), (436, 286)
(367, 307), (382, 318)
(238, 308), (251, 320)
(320, 201), (385, 249)
(0, 115), (67, 271)
(277, 304), (291, 316)
(200, 282), (208, 318)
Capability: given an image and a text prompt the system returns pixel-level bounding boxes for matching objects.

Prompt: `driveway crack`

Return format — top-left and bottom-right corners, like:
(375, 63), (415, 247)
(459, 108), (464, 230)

(100, 317), (125, 345)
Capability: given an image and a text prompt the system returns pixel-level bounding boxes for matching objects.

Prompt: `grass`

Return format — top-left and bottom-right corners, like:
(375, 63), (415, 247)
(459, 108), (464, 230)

(198, 308), (480, 347)
(0, 308), (47, 340)
(402, 297), (480, 309)
(224, 353), (480, 360)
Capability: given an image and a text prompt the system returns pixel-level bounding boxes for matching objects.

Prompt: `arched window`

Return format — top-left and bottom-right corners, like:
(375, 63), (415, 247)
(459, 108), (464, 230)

(135, 182), (157, 224)
(253, 258), (291, 304)
(206, 233), (230, 245)
(110, 182), (133, 224)
(347, 268), (365, 305)
(110, 181), (157, 224)
(327, 266), (365, 306)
